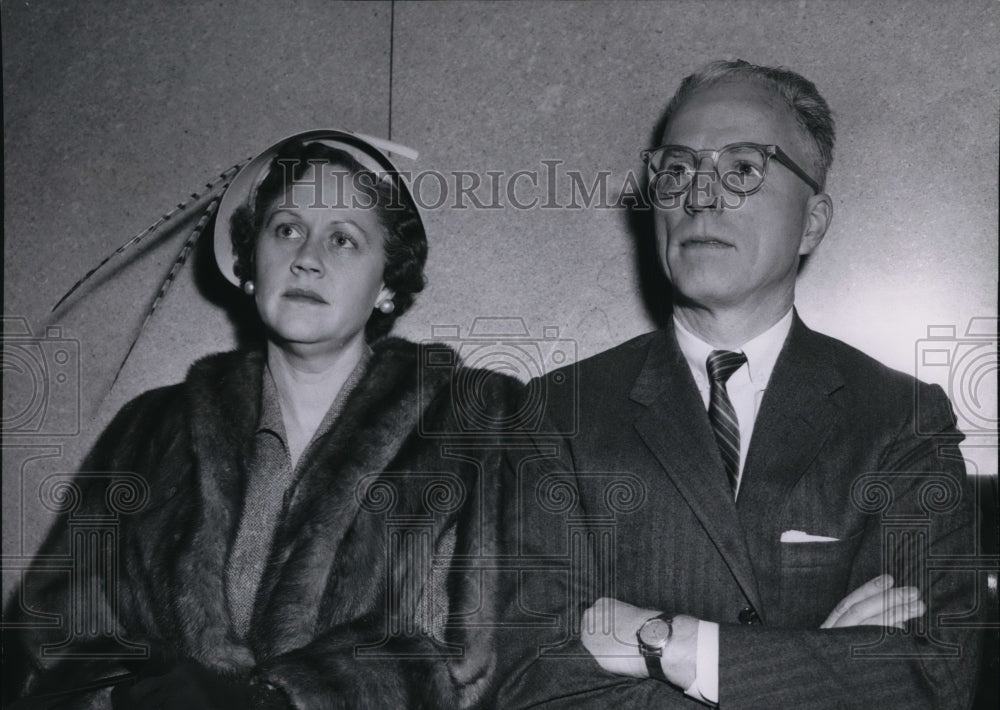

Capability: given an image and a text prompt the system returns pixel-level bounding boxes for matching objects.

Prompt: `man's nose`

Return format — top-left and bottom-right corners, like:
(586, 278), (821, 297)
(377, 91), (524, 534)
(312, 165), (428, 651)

(684, 168), (722, 214)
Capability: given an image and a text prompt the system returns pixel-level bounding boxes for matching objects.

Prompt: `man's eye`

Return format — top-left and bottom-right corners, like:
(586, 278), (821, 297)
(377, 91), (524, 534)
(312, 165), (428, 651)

(664, 162), (693, 176)
(732, 161), (763, 176)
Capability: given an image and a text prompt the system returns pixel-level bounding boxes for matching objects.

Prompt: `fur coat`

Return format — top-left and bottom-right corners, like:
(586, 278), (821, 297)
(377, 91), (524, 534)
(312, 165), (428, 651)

(5, 338), (526, 709)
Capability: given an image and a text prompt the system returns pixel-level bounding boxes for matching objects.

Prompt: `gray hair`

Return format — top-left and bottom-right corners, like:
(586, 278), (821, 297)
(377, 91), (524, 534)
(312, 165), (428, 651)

(663, 59), (835, 190)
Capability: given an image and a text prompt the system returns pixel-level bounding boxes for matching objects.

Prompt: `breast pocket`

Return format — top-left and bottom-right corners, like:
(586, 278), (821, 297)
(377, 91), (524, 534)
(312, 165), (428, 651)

(779, 531), (862, 627)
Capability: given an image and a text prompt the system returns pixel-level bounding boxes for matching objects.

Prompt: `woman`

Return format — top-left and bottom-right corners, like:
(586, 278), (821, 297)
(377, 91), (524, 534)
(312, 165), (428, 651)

(5, 130), (523, 709)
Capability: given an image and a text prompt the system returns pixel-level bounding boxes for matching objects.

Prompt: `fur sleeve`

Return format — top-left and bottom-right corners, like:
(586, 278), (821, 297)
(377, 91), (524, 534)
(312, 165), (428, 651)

(255, 616), (457, 709)
(2, 387), (181, 708)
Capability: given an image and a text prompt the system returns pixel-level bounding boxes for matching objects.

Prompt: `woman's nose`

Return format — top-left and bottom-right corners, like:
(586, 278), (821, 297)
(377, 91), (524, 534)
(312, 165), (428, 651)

(291, 235), (324, 275)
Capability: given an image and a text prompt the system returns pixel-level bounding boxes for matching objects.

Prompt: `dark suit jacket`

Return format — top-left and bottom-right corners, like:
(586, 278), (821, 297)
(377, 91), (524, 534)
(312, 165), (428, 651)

(497, 315), (982, 709)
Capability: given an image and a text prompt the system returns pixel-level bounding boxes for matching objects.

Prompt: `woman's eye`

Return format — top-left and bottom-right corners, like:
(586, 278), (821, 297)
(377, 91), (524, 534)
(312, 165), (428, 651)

(331, 233), (357, 249)
(273, 223), (301, 239)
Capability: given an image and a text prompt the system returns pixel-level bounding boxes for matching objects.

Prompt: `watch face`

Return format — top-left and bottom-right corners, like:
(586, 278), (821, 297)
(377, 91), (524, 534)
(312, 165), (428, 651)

(639, 618), (672, 648)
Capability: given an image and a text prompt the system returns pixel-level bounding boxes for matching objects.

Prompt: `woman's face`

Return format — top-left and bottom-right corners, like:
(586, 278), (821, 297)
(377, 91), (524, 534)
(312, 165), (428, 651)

(253, 162), (392, 355)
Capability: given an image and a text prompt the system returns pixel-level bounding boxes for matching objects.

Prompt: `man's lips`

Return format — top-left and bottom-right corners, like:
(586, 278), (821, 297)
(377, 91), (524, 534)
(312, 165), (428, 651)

(283, 288), (328, 304)
(681, 236), (735, 248)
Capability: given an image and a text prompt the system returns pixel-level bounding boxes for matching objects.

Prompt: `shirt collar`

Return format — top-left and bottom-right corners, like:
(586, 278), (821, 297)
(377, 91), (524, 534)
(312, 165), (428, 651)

(673, 309), (793, 387)
(257, 365), (286, 438)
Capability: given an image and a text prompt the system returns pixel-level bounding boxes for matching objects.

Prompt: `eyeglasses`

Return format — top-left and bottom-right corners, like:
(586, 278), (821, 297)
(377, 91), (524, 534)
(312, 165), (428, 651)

(641, 142), (821, 198)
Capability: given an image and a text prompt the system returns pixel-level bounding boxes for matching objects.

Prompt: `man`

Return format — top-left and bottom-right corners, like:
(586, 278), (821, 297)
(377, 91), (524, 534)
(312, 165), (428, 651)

(498, 60), (982, 708)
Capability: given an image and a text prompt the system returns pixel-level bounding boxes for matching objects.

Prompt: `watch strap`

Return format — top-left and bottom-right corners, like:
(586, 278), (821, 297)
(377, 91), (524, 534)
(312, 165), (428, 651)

(638, 612), (672, 682)
(644, 650), (668, 682)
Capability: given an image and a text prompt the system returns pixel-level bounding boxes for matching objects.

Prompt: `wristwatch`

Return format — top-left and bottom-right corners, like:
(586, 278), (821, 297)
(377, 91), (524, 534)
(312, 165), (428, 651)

(636, 612), (673, 682)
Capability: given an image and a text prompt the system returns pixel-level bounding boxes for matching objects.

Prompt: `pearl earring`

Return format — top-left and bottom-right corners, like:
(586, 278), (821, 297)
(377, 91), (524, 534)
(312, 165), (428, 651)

(243, 281), (255, 295)
(377, 300), (395, 314)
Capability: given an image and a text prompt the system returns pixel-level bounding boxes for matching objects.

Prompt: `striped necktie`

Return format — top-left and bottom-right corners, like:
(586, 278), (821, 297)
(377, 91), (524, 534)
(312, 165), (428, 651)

(707, 350), (747, 497)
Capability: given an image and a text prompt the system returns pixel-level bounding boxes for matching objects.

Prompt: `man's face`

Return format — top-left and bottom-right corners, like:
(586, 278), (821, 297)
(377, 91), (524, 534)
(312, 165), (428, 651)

(654, 81), (824, 314)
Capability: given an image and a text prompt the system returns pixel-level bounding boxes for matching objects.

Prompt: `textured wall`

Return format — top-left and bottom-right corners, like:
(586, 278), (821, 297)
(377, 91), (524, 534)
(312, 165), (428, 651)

(3, 0), (997, 600)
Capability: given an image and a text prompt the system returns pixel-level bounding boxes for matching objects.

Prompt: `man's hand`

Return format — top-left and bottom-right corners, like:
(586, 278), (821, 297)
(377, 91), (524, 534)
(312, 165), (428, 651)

(581, 597), (698, 688)
(821, 574), (924, 629)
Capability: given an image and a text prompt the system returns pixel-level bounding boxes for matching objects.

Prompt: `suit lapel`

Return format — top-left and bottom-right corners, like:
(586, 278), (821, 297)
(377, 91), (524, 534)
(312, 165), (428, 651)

(630, 328), (763, 612)
(736, 316), (844, 611)
(739, 316), (844, 511)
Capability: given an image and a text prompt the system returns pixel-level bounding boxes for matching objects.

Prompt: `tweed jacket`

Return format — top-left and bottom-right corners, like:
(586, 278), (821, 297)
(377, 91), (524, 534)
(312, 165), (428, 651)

(5, 338), (523, 710)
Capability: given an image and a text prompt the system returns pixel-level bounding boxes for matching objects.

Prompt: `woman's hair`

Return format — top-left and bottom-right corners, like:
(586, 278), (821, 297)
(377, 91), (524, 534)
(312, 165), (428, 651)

(229, 140), (427, 341)
(663, 59), (835, 190)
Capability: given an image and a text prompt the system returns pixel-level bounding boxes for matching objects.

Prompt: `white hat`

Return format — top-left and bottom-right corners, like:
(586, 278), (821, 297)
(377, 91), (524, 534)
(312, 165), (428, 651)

(214, 128), (421, 286)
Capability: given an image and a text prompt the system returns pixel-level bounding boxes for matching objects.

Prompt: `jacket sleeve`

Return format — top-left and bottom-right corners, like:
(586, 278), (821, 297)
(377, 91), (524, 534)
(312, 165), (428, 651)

(716, 382), (983, 709)
(3, 389), (177, 709)
(492, 436), (704, 709)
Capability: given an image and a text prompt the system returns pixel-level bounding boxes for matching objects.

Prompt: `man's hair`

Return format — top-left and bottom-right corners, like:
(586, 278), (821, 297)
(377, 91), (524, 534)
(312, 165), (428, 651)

(663, 59), (835, 189)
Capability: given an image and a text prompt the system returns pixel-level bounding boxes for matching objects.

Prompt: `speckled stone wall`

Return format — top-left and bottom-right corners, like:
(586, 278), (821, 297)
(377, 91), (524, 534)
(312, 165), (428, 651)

(3, 0), (997, 599)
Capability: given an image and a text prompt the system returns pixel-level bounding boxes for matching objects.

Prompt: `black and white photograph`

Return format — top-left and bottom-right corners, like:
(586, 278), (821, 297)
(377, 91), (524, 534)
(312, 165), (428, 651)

(3, 2), (997, 708)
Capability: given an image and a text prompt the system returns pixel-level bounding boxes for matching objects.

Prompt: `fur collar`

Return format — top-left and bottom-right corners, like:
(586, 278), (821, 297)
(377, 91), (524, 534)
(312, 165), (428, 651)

(171, 337), (457, 670)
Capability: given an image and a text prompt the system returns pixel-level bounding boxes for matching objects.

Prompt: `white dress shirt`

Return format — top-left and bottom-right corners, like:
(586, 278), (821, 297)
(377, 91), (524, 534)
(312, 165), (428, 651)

(671, 309), (794, 704)
(673, 309), (793, 492)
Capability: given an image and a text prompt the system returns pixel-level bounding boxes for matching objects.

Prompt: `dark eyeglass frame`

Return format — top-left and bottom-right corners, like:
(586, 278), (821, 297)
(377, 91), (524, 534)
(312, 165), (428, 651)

(640, 142), (821, 196)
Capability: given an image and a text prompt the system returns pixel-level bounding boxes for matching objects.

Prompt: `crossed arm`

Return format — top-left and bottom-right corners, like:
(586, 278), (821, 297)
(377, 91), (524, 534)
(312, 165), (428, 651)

(582, 573), (926, 695)
(497, 383), (982, 708)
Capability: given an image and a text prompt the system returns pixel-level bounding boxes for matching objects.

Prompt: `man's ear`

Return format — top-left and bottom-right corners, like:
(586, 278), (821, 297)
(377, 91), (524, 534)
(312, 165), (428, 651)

(800, 192), (833, 256)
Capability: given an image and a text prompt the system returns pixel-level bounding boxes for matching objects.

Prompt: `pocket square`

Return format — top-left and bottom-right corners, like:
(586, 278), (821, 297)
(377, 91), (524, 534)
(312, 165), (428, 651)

(780, 529), (840, 543)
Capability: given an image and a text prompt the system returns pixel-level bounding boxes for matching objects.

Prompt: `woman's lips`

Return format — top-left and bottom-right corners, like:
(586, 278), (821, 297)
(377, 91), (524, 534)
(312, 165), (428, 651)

(283, 288), (328, 304)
